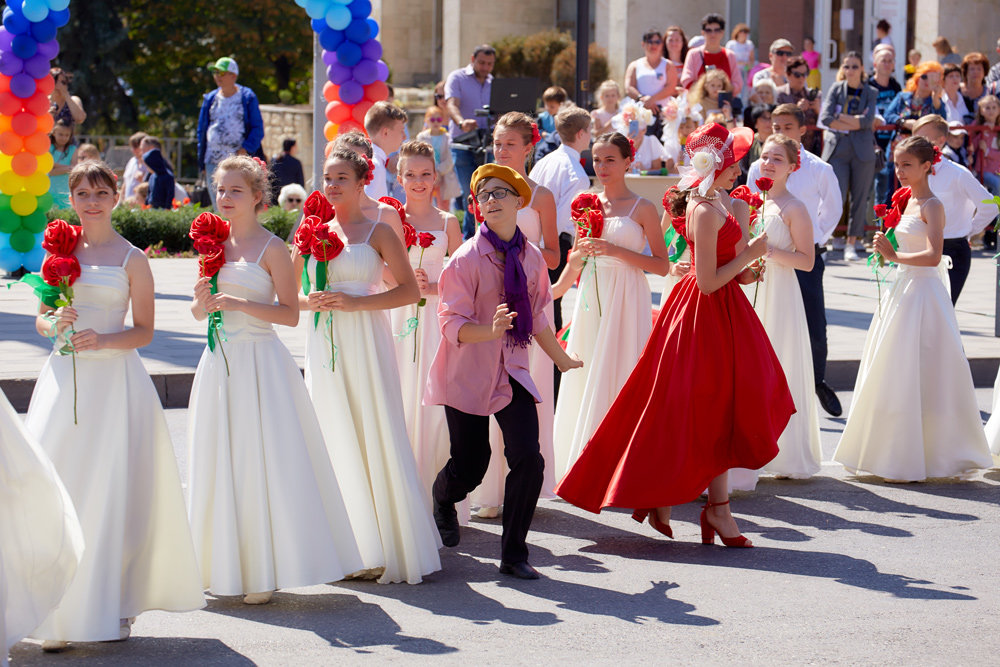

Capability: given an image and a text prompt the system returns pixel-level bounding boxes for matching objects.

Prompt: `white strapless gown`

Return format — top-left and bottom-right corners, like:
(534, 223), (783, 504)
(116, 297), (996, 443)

(984, 370), (1000, 463)
(732, 212), (822, 490)
(1, 387), (82, 659)
(27, 259), (204, 642)
(833, 215), (993, 480)
(553, 200), (653, 478)
(304, 229), (442, 585)
(473, 200), (558, 509)
(187, 254), (364, 596)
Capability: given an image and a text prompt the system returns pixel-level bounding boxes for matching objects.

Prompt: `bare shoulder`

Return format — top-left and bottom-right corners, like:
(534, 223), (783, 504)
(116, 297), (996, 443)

(633, 197), (660, 222)
(783, 197), (810, 219)
(532, 184), (555, 205)
(920, 196), (945, 220)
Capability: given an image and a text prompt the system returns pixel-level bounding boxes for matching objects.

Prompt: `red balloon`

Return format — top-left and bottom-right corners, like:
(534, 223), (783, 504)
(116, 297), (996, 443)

(364, 80), (388, 103)
(323, 81), (339, 103)
(338, 120), (364, 135)
(23, 131), (50, 155)
(351, 100), (374, 125)
(0, 132), (24, 155)
(24, 91), (48, 116)
(10, 112), (37, 137)
(11, 151), (36, 177)
(35, 75), (54, 96)
(326, 101), (351, 124)
(0, 75), (10, 94)
(36, 113), (53, 134)
(0, 91), (20, 117)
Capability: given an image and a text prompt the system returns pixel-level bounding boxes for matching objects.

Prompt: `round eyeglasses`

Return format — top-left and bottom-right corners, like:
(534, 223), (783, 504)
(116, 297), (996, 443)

(475, 187), (517, 203)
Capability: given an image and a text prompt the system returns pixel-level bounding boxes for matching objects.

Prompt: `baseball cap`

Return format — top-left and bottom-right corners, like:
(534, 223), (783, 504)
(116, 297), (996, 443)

(947, 120), (968, 136)
(770, 39), (793, 52)
(208, 57), (239, 76)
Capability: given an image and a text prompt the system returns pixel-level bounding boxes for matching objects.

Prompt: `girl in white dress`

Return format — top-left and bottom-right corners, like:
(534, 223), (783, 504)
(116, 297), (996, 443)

(473, 112), (561, 516)
(26, 162), (204, 651)
(552, 132), (671, 478)
(833, 136), (993, 481)
(735, 134), (822, 489)
(984, 375), (1000, 463)
(1, 387), (82, 664)
(187, 156), (364, 605)
(296, 148), (442, 585)
(390, 140), (463, 500)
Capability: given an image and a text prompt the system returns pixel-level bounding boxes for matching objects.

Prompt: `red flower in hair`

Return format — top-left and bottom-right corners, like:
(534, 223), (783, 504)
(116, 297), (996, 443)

(417, 231), (435, 249)
(42, 219), (79, 256)
(378, 196), (406, 225)
(253, 156), (267, 171)
(311, 224), (346, 262)
(530, 122), (541, 145)
(294, 216), (319, 255)
(628, 138), (635, 159)
(363, 155), (375, 185)
(931, 146), (942, 165)
(304, 190), (334, 223)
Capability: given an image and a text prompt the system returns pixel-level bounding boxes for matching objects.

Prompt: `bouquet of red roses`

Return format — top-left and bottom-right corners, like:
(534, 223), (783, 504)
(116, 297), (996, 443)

(571, 192), (605, 315)
(294, 215), (346, 371)
(869, 187), (908, 316)
(731, 178), (773, 307)
(189, 212), (232, 374)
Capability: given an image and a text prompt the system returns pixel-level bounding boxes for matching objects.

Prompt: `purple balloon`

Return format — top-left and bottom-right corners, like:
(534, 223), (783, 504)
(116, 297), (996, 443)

(0, 52), (23, 77)
(35, 38), (58, 60)
(9, 72), (36, 98)
(376, 60), (389, 82)
(24, 52), (49, 79)
(339, 80), (364, 105)
(322, 49), (338, 67)
(327, 62), (353, 86)
(0, 28), (14, 51)
(360, 39), (382, 62)
(352, 58), (378, 86)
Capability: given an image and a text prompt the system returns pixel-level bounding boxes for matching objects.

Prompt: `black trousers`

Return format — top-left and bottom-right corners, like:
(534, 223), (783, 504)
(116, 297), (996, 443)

(795, 245), (828, 385)
(433, 379), (543, 564)
(942, 237), (972, 306)
(549, 231), (574, 402)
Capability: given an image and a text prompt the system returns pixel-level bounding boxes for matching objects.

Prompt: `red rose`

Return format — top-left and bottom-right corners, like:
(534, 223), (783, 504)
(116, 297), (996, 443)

(193, 238), (226, 277)
(891, 186), (911, 211)
(417, 231), (435, 249)
(402, 221), (418, 249)
(873, 204), (889, 219)
(571, 192), (601, 219)
(729, 185), (753, 203)
(755, 177), (774, 192)
(42, 219), (79, 256)
(748, 193), (763, 209)
(189, 212), (231, 244)
(41, 254), (81, 287)
(379, 196), (406, 225)
(311, 225), (345, 262)
(883, 207), (901, 229)
(303, 190), (334, 224)
(294, 216), (319, 255)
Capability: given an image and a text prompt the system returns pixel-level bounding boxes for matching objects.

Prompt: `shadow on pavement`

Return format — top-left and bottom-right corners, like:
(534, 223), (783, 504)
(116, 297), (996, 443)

(9, 636), (254, 666)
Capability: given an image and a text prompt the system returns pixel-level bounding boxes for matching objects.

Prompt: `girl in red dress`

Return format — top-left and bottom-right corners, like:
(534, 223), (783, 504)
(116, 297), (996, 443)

(555, 123), (795, 548)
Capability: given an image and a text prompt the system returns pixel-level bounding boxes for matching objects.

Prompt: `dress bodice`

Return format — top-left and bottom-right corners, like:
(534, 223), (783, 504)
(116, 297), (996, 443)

(310, 223), (384, 297)
(681, 204), (743, 268)
(69, 265), (130, 351)
(761, 213), (794, 252)
(894, 214), (944, 278)
(217, 261), (277, 341)
(407, 221), (449, 282)
(594, 198), (647, 269)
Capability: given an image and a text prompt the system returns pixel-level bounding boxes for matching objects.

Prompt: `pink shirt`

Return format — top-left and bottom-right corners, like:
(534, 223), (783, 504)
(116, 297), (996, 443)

(424, 227), (552, 416)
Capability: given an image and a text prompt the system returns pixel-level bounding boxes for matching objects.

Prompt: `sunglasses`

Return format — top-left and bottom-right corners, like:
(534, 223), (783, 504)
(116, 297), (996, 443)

(287, 198), (303, 204)
(645, 38), (663, 45)
(789, 70), (807, 78)
(475, 188), (517, 203)
(429, 117), (444, 123)
(703, 26), (723, 33)
(843, 64), (861, 70)
(774, 50), (793, 57)
(434, 93), (444, 99)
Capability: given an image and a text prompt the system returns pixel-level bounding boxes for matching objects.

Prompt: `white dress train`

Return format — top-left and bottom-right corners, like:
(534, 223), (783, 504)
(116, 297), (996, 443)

(984, 369), (1000, 463)
(833, 215), (993, 480)
(305, 222), (442, 585)
(187, 239), (364, 596)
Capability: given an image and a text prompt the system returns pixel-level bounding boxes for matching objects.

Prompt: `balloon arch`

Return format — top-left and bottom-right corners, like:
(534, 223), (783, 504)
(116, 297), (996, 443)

(0, 0), (388, 272)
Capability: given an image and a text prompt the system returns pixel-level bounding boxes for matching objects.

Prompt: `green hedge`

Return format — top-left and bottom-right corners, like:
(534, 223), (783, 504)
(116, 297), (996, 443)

(45, 206), (299, 253)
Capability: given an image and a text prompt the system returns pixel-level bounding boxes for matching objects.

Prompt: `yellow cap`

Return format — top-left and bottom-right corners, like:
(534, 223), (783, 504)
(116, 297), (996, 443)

(470, 163), (532, 209)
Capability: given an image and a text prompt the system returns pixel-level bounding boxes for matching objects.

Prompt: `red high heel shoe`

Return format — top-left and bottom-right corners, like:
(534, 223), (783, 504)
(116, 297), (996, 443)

(632, 508), (673, 539)
(700, 500), (752, 548)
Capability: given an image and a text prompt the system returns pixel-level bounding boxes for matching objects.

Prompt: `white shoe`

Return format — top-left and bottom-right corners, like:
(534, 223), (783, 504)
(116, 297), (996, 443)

(831, 237), (846, 250)
(243, 591), (273, 605)
(41, 640), (69, 652)
(475, 506), (500, 519)
(844, 245), (858, 261)
(118, 617), (134, 641)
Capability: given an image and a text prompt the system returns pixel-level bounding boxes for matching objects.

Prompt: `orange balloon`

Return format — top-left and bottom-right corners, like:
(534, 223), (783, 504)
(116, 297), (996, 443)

(323, 81), (339, 103)
(0, 75), (10, 94)
(326, 101), (351, 124)
(23, 132), (50, 156)
(0, 132), (24, 155)
(35, 75), (54, 97)
(10, 112), (37, 137)
(337, 120), (364, 136)
(36, 114), (53, 134)
(11, 151), (36, 177)
(0, 116), (11, 133)
(364, 81), (388, 103)
(324, 121), (338, 141)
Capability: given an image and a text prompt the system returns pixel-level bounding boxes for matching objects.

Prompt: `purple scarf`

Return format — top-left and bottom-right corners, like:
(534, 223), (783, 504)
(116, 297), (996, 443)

(481, 222), (533, 348)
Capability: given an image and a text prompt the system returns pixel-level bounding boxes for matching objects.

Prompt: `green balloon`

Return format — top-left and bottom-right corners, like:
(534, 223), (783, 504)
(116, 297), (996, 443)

(0, 207), (19, 233)
(0, 194), (11, 211)
(9, 228), (36, 253)
(36, 192), (54, 213)
(21, 210), (47, 233)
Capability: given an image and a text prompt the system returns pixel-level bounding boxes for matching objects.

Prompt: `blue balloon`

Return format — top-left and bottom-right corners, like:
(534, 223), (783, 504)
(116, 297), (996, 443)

(352, 58), (378, 86)
(366, 18), (379, 39)
(311, 17), (327, 33)
(49, 8), (69, 27)
(0, 233), (9, 250)
(29, 17), (56, 43)
(325, 5), (350, 30)
(349, 0), (372, 19)
(11, 33), (38, 60)
(319, 28), (344, 52)
(304, 0), (327, 19)
(336, 40), (362, 67)
(322, 49), (338, 66)
(0, 28), (13, 52)
(48, 0), (71, 10)
(0, 52), (24, 77)
(360, 38), (382, 62)
(24, 52), (50, 79)
(23, 245), (44, 273)
(294, 0), (309, 7)
(6, 2), (23, 17)
(0, 248), (23, 273)
(327, 62), (353, 85)
(3, 11), (30, 36)
(21, 0), (49, 23)
(339, 80), (364, 105)
(344, 18), (370, 44)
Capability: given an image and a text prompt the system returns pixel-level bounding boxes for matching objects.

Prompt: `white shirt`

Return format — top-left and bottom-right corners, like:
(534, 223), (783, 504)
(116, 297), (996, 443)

(929, 158), (996, 238)
(748, 147), (841, 245)
(943, 92), (971, 124)
(122, 156), (147, 200)
(528, 144), (590, 236)
(366, 144), (389, 200)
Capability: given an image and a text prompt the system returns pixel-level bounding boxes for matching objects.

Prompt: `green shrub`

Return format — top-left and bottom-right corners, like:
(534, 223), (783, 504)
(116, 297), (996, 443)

(46, 206), (299, 253)
(551, 42), (610, 97)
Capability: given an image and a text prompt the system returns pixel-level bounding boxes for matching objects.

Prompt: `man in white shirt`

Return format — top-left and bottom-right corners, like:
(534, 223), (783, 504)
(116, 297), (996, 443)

(119, 131), (149, 206)
(914, 115), (996, 304)
(528, 105), (592, 394)
(749, 103), (842, 416)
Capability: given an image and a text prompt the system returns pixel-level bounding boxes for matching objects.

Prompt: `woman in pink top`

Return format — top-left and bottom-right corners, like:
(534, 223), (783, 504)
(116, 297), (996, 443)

(425, 164), (581, 580)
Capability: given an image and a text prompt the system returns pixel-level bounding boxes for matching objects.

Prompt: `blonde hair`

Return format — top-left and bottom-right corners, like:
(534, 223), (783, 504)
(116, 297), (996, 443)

(364, 100), (408, 136)
(397, 139), (436, 171)
(688, 69), (733, 108)
(329, 130), (373, 159)
(762, 133), (799, 165)
(555, 105), (592, 143)
(214, 155), (271, 212)
(495, 111), (535, 146)
(595, 79), (621, 104)
(75, 143), (100, 163)
(68, 160), (118, 194)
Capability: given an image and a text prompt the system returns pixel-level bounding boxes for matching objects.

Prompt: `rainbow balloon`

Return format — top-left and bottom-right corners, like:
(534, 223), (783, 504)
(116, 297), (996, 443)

(296, 0), (390, 141)
(0, 0), (67, 273)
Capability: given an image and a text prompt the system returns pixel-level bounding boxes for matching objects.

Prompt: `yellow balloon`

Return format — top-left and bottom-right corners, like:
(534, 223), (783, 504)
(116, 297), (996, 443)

(0, 154), (12, 172)
(24, 172), (49, 197)
(0, 171), (25, 196)
(10, 190), (36, 216)
(36, 152), (53, 174)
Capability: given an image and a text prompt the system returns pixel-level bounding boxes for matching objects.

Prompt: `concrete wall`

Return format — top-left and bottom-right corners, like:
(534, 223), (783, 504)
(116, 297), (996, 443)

(440, 0), (559, 77)
(929, 0), (1000, 62)
(373, 0), (440, 86)
(259, 105), (315, 189)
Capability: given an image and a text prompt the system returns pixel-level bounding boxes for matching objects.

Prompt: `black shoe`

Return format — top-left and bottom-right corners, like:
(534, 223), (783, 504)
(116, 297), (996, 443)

(816, 381), (842, 417)
(499, 561), (541, 580)
(433, 497), (460, 547)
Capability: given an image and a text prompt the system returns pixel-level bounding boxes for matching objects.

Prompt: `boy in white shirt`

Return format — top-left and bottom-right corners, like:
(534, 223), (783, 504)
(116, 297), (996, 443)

(363, 102), (408, 200)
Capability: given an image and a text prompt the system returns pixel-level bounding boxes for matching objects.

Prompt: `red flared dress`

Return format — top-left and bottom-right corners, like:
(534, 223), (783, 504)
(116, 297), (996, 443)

(555, 209), (795, 513)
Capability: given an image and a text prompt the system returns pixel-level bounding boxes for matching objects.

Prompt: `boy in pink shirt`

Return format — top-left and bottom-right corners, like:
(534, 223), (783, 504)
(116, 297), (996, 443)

(425, 164), (582, 580)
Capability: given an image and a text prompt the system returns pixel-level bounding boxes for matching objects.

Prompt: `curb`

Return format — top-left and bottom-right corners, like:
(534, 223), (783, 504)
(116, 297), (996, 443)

(4, 358), (999, 413)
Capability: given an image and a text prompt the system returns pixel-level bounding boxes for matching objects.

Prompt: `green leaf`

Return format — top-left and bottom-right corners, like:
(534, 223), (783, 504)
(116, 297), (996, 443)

(8, 273), (61, 308)
(54, 299), (68, 308)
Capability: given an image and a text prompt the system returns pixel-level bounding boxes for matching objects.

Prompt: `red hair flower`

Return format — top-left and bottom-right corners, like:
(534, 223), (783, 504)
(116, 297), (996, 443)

(253, 156), (267, 171)
(363, 155), (375, 185)
(530, 122), (541, 145)
(628, 138), (635, 159)
(467, 195), (484, 224)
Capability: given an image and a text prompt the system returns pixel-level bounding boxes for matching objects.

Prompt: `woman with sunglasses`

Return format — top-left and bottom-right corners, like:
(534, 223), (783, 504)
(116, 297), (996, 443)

(820, 51), (880, 261)
(625, 28), (678, 138)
